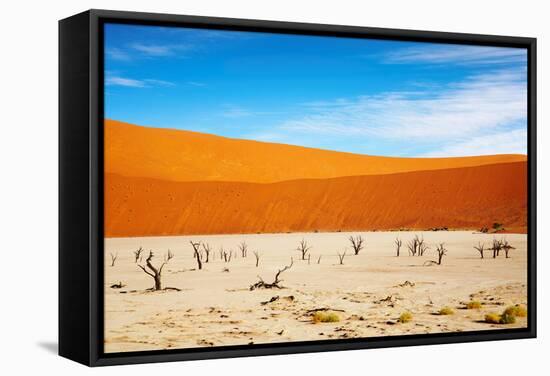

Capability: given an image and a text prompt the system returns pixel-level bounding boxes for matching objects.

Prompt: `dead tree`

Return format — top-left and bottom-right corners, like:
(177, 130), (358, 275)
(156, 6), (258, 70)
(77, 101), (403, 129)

(423, 243), (447, 266)
(474, 242), (485, 259)
(489, 238), (503, 258)
(222, 249), (232, 263)
(219, 248), (224, 260)
(502, 240), (515, 258)
(406, 239), (417, 256)
(395, 237), (402, 257)
(297, 239), (311, 260)
(134, 247), (144, 263)
(137, 250), (174, 290)
(110, 252), (118, 267)
(253, 250), (260, 267)
(349, 235), (365, 255)
(435, 243), (447, 265)
(250, 258), (293, 290)
(238, 242), (248, 258)
(202, 243), (211, 263)
(407, 235), (428, 256)
(337, 250), (347, 265)
(190, 241), (203, 270)
(418, 236), (429, 256)
(317, 255), (322, 264)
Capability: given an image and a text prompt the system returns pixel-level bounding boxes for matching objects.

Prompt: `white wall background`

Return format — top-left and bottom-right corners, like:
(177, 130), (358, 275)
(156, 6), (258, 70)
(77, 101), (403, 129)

(0, 0), (547, 374)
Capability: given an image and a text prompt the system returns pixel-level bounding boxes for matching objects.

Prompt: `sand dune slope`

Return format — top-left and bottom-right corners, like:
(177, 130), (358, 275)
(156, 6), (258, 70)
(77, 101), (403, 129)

(105, 161), (526, 237)
(105, 119), (527, 183)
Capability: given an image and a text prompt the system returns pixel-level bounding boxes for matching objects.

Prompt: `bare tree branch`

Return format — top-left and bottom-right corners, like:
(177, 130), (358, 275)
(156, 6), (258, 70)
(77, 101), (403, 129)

(395, 237), (402, 257)
(502, 239), (515, 258)
(474, 242), (485, 259)
(435, 243), (447, 265)
(488, 238), (503, 258)
(250, 258), (293, 290)
(137, 250), (175, 290)
(110, 252), (118, 267)
(337, 250), (347, 265)
(349, 235), (365, 255)
(238, 242), (248, 258)
(297, 239), (311, 260)
(190, 241), (202, 270)
(134, 247), (144, 263)
(202, 242), (211, 263)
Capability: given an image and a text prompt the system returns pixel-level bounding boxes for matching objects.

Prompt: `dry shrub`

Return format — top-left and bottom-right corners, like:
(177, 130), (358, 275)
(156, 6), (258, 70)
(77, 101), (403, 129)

(466, 301), (482, 309)
(312, 311), (340, 323)
(485, 312), (501, 324)
(499, 312), (517, 324)
(485, 305), (525, 325)
(439, 307), (455, 315)
(504, 305), (527, 318)
(398, 311), (413, 323)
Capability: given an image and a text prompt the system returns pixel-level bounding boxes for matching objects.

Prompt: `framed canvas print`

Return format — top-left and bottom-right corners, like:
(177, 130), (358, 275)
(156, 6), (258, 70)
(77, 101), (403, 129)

(59, 9), (537, 366)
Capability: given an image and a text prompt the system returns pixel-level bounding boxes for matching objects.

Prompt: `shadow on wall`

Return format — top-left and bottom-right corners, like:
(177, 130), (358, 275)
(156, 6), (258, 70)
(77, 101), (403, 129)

(37, 341), (58, 354)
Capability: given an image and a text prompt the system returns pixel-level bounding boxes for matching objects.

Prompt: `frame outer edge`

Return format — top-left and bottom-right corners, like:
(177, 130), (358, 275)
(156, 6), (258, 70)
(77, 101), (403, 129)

(64, 8), (537, 366)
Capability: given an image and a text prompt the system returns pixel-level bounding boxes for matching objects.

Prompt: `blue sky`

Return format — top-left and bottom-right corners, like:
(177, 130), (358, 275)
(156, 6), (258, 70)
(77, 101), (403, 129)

(104, 23), (527, 157)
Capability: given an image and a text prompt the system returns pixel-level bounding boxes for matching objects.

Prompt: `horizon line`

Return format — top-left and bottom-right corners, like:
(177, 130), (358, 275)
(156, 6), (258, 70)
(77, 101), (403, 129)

(104, 118), (528, 160)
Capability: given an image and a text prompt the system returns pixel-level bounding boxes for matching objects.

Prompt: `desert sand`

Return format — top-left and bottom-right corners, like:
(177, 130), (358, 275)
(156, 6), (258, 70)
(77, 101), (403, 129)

(105, 161), (526, 237)
(105, 119), (526, 184)
(104, 231), (527, 353)
(104, 120), (527, 238)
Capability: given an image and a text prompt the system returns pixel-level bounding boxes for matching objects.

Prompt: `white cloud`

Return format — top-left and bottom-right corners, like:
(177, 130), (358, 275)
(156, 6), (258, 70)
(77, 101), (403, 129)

(105, 76), (146, 88)
(142, 79), (176, 87)
(421, 129), (527, 157)
(386, 44), (527, 65)
(106, 47), (131, 61)
(130, 43), (191, 57)
(282, 69), (526, 138)
(275, 68), (527, 156)
(105, 75), (175, 88)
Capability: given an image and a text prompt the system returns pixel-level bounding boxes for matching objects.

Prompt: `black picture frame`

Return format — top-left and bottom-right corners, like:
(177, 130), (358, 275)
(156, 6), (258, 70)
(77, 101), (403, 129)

(59, 9), (537, 367)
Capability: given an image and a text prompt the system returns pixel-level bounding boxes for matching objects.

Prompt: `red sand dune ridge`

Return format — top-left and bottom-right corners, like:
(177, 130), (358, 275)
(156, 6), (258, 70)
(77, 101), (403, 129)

(105, 162), (527, 237)
(105, 119), (527, 184)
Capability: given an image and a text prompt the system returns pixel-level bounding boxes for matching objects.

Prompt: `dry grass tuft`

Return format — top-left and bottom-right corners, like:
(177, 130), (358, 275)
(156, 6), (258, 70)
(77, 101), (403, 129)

(485, 305), (525, 325)
(398, 311), (413, 323)
(438, 307), (455, 315)
(499, 312), (516, 324)
(312, 311), (340, 323)
(466, 301), (482, 309)
(504, 305), (527, 318)
(484, 312), (501, 324)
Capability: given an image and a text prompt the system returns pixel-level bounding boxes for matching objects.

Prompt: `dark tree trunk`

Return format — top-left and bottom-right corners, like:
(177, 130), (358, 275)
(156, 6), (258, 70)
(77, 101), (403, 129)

(154, 275), (162, 290)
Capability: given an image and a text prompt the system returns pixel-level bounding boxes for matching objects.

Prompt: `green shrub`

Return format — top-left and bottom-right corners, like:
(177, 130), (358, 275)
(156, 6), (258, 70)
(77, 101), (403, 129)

(466, 301), (482, 309)
(485, 306), (523, 325)
(312, 311), (340, 323)
(398, 311), (413, 323)
(499, 312), (517, 324)
(439, 307), (454, 315)
(485, 313), (501, 324)
(504, 305), (527, 318)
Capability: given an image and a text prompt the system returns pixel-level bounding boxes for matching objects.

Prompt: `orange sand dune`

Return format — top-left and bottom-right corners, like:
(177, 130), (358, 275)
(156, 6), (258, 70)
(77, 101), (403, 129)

(105, 119), (527, 184)
(105, 161), (526, 237)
